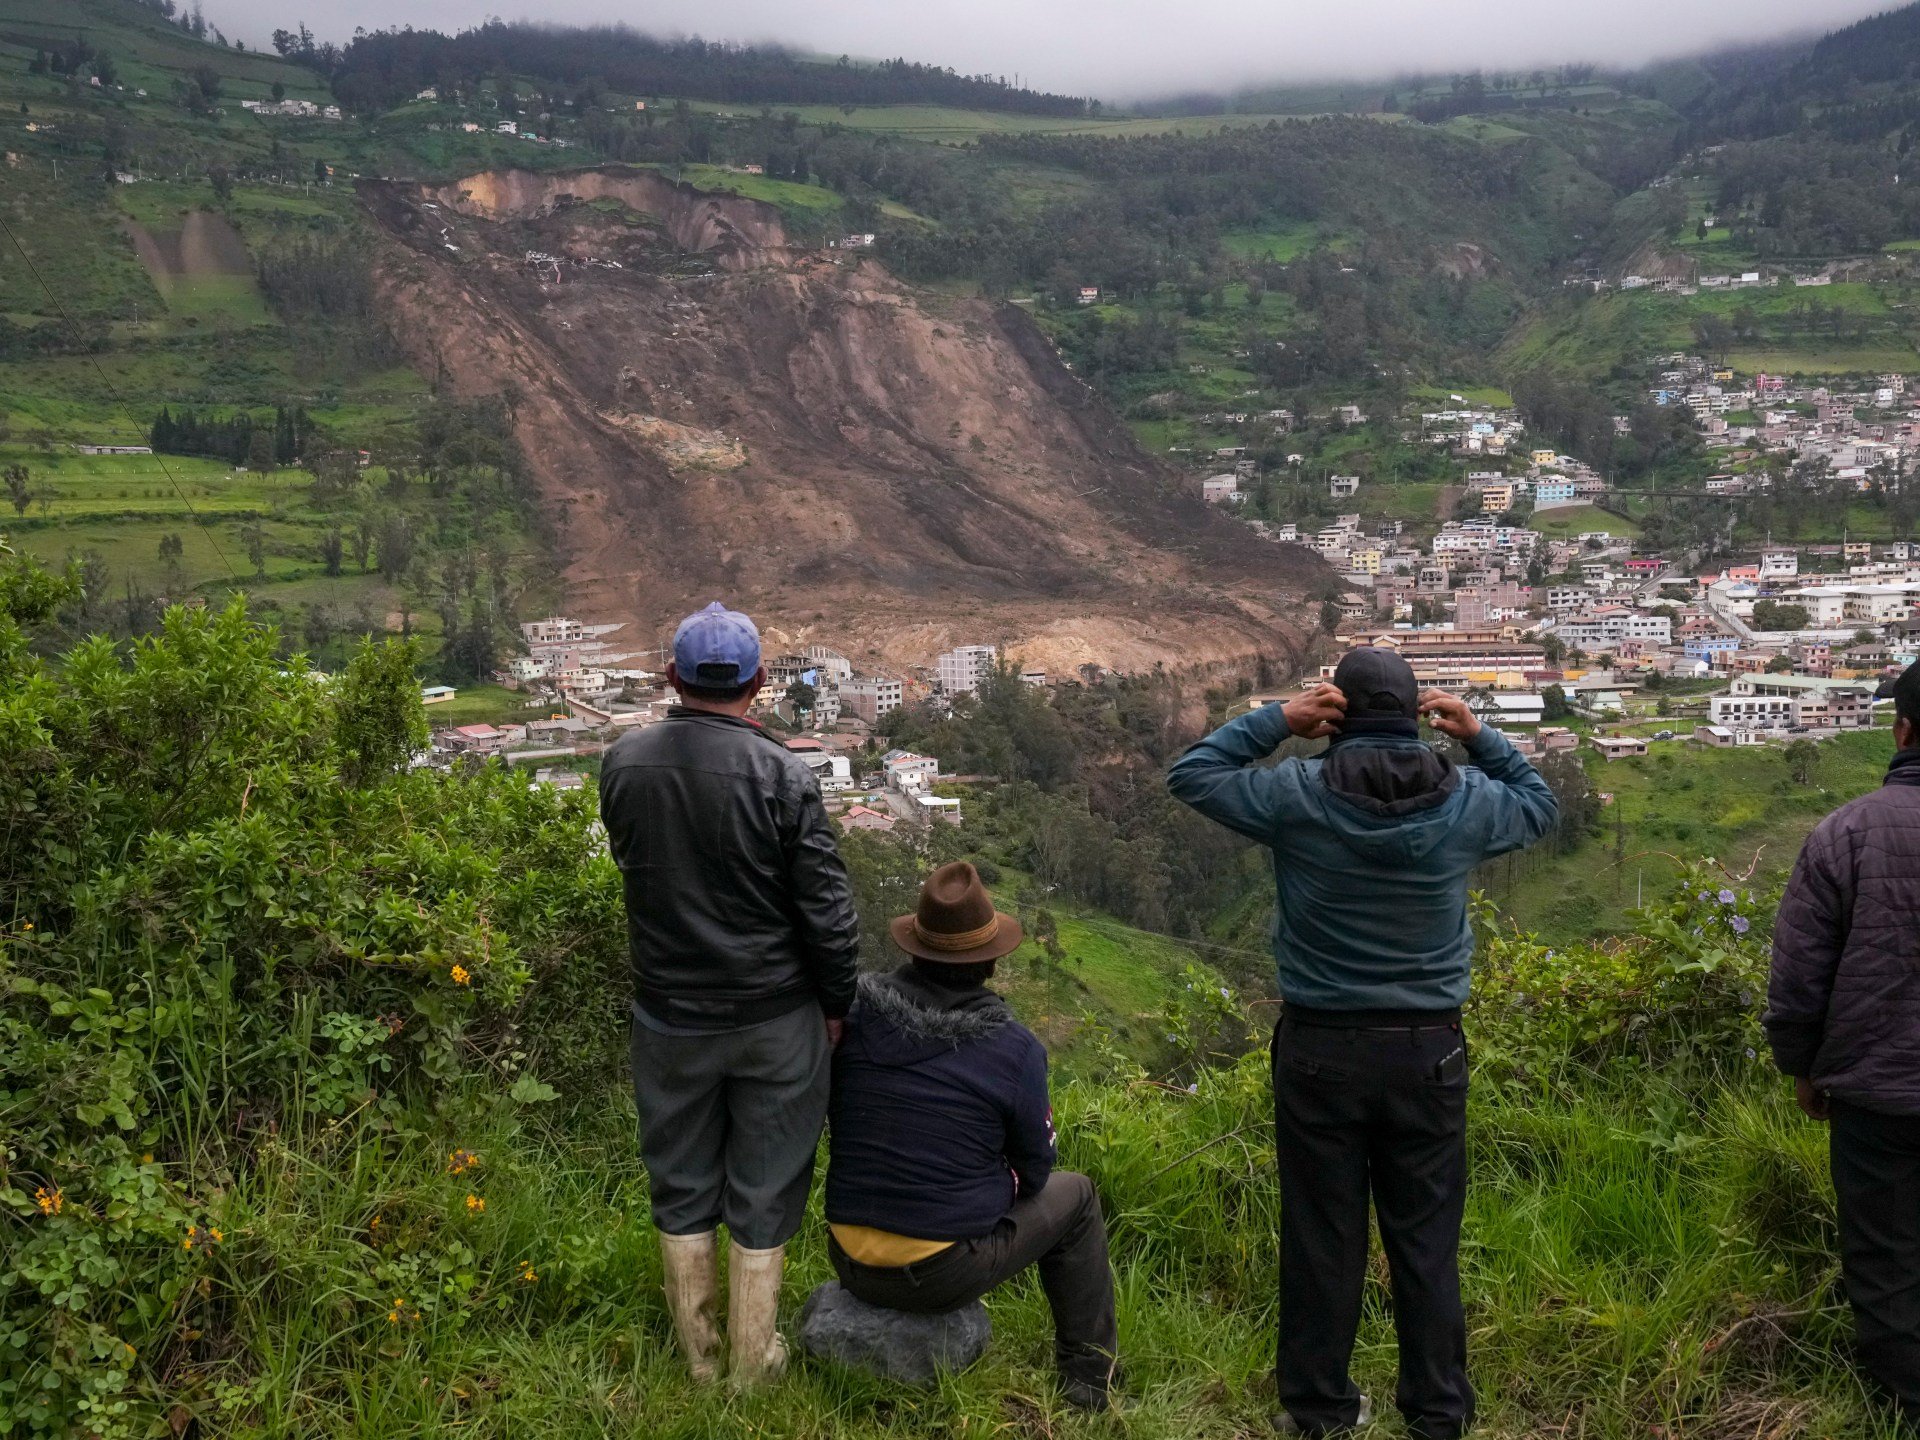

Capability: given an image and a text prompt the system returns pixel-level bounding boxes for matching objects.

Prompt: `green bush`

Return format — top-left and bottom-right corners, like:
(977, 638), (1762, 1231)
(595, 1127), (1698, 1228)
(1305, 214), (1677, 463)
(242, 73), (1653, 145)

(0, 547), (625, 1433)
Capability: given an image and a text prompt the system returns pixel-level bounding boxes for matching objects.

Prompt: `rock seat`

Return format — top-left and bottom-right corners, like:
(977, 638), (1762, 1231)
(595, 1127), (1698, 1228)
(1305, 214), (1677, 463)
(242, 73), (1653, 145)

(797, 1281), (991, 1386)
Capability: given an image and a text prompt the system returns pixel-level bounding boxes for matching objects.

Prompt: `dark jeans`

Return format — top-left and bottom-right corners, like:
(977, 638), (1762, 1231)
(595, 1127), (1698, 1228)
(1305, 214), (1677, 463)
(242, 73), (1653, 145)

(629, 1003), (830, 1249)
(1273, 1014), (1474, 1440)
(1831, 1099), (1920, 1424)
(828, 1171), (1120, 1390)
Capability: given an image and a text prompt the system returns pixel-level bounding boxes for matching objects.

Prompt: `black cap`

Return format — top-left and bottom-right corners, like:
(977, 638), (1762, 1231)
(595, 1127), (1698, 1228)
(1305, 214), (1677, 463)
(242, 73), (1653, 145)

(1876, 659), (1920, 725)
(1332, 646), (1419, 720)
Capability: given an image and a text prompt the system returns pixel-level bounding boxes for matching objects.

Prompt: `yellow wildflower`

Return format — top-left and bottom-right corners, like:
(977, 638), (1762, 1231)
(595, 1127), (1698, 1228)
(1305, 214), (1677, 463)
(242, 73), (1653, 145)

(465, 1193), (485, 1213)
(140, 1153), (153, 1165)
(450, 965), (471, 986)
(517, 1260), (538, 1284)
(210, 1228), (223, 1243)
(33, 1187), (61, 1216)
(447, 1149), (479, 1175)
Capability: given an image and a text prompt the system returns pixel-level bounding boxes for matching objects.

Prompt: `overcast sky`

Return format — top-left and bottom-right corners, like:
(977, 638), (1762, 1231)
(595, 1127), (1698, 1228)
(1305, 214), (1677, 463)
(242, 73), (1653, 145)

(211, 0), (1885, 101)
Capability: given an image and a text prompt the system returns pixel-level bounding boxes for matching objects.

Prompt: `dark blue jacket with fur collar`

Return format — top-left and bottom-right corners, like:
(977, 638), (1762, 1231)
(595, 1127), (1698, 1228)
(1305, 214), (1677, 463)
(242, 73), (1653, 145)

(825, 967), (1055, 1242)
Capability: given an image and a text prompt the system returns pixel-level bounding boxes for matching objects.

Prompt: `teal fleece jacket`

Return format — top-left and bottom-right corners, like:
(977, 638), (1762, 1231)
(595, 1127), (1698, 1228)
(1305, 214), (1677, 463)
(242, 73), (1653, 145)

(1167, 706), (1558, 1010)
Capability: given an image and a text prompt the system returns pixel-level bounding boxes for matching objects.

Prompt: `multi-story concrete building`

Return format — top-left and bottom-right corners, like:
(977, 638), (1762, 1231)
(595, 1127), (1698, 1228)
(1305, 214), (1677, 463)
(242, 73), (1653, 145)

(839, 676), (904, 726)
(935, 644), (998, 697)
(803, 644), (853, 685)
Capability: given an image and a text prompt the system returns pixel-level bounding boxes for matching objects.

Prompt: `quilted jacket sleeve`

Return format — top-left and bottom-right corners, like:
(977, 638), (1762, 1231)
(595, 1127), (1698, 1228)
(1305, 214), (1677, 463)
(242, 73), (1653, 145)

(1765, 818), (1852, 1079)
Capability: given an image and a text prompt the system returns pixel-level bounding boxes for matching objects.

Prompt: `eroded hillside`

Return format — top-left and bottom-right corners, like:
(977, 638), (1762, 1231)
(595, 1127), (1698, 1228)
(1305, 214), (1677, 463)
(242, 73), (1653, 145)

(360, 166), (1323, 674)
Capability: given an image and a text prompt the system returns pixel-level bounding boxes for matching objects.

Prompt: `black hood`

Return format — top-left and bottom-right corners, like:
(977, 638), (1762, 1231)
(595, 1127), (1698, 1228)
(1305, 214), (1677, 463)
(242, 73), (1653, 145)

(849, 967), (1012, 1067)
(1322, 735), (1459, 818)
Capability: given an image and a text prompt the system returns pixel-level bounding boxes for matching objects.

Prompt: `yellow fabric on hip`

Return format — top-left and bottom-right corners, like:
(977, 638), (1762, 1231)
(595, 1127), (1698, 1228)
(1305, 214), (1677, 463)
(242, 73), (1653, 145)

(829, 1224), (956, 1267)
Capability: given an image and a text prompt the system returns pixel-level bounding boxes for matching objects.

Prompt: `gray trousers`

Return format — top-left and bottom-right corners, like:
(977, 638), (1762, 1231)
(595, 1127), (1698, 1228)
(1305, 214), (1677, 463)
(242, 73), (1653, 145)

(630, 1003), (830, 1249)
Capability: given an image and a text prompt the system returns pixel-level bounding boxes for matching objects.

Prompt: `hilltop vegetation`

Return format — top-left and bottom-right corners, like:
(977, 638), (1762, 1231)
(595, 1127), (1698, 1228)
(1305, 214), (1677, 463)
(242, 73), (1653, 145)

(13, 0), (1920, 641)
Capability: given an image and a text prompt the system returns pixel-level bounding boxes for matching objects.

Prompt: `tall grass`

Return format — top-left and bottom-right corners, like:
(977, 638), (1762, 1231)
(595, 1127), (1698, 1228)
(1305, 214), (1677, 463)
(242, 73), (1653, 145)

(172, 1048), (1901, 1438)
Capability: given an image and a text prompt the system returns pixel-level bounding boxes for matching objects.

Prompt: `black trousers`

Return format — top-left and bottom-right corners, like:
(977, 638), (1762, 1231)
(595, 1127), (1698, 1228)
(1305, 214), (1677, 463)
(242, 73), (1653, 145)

(1831, 1099), (1920, 1424)
(1273, 1014), (1474, 1440)
(828, 1172), (1120, 1390)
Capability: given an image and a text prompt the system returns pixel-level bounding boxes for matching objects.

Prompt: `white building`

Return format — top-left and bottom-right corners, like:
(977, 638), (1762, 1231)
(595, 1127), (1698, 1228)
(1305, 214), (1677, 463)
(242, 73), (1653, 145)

(883, 749), (940, 793)
(935, 644), (998, 698)
(796, 750), (853, 792)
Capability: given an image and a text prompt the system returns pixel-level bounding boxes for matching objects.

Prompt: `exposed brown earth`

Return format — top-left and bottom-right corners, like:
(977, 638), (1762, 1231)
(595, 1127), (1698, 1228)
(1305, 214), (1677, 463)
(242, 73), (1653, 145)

(360, 165), (1328, 676)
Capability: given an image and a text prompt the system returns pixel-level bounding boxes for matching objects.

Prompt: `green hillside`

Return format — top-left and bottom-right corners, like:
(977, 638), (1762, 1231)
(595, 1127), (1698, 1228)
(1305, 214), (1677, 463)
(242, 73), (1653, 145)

(1481, 729), (1896, 943)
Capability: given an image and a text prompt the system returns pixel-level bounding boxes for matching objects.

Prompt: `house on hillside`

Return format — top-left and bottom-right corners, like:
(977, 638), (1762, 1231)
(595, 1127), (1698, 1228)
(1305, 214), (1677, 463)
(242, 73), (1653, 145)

(1590, 735), (1648, 761)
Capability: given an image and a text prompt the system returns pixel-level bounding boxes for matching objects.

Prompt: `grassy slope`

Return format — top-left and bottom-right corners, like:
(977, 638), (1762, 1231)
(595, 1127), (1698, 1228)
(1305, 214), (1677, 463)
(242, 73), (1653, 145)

(191, 970), (1903, 1439)
(1529, 504), (1642, 539)
(1503, 287), (1920, 381)
(1483, 730), (1892, 943)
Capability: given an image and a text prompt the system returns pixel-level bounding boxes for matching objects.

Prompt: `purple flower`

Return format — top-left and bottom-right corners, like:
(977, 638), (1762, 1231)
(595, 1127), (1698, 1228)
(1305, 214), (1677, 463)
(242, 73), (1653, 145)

(1718, 889), (1737, 905)
(1698, 892), (1711, 903)
(1731, 915), (1751, 934)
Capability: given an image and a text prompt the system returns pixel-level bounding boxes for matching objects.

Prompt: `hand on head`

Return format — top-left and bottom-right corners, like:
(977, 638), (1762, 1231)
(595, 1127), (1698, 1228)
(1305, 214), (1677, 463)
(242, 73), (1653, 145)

(1282, 683), (1347, 740)
(1418, 689), (1483, 742)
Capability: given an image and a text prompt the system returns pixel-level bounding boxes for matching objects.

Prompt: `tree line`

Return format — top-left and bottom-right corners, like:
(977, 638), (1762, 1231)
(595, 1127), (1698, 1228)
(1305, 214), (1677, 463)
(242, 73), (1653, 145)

(298, 19), (1089, 117)
(148, 406), (316, 470)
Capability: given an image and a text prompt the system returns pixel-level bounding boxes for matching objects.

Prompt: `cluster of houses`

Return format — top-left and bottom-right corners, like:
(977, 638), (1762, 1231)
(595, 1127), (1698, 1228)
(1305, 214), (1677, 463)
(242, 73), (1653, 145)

(1416, 400), (1528, 458)
(1652, 357), (1916, 491)
(238, 98), (343, 120)
(1303, 529), (1919, 758)
(1567, 261), (1839, 296)
(422, 623), (1061, 825)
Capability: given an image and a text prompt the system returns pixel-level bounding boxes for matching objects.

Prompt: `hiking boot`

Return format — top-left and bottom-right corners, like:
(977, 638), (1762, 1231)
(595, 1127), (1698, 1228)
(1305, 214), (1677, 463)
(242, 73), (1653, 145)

(657, 1229), (722, 1383)
(1060, 1363), (1127, 1413)
(727, 1242), (789, 1388)
(1272, 1394), (1372, 1436)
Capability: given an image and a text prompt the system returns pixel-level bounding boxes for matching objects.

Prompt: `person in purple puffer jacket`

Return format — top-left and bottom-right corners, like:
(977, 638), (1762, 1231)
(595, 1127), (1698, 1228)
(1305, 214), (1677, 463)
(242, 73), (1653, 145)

(1767, 658), (1920, 1429)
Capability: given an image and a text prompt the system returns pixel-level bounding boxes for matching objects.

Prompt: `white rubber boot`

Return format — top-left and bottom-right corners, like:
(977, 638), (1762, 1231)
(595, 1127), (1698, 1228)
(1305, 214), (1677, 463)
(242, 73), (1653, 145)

(657, 1229), (722, 1383)
(727, 1242), (789, 1388)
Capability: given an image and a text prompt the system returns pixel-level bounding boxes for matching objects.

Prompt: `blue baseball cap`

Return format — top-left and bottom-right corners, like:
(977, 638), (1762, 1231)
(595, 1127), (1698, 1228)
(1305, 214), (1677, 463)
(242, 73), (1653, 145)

(672, 602), (761, 689)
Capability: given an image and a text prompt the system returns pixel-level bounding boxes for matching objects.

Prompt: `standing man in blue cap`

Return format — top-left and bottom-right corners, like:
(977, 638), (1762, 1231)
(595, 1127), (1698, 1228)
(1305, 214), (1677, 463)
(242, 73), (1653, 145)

(600, 602), (860, 1387)
(1168, 646), (1557, 1440)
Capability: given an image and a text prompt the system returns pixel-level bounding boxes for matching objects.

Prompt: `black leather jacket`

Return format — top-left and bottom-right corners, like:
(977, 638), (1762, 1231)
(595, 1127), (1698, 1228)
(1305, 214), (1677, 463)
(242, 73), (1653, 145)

(600, 709), (860, 1027)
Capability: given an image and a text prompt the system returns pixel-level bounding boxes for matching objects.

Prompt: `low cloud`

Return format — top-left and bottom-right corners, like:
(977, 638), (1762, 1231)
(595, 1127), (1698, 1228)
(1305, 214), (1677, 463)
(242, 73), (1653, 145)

(218, 0), (1884, 102)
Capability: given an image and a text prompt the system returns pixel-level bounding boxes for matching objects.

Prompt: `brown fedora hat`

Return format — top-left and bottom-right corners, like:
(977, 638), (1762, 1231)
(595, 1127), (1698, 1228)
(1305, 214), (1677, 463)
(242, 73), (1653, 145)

(889, 861), (1025, 964)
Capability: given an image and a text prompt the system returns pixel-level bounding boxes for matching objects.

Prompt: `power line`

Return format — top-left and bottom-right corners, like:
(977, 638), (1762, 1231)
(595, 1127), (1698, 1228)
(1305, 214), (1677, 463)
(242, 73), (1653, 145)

(0, 210), (242, 582)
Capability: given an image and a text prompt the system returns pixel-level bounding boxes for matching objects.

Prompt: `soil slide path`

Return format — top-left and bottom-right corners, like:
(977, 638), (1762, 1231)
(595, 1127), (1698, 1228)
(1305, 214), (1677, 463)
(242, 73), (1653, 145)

(360, 166), (1327, 676)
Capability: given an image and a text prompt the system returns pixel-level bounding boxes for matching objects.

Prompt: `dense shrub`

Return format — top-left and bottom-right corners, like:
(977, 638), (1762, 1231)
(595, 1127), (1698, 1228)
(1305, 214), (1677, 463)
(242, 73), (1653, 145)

(0, 548), (623, 1432)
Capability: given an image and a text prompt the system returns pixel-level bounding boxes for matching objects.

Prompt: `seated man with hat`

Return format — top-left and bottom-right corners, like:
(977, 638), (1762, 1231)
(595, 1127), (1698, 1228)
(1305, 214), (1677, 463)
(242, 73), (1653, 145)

(822, 861), (1121, 1410)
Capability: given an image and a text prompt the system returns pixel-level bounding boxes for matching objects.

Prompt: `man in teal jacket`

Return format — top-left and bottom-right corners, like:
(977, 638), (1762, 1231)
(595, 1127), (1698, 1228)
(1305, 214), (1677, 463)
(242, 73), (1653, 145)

(1168, 647), (1556, 1440)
